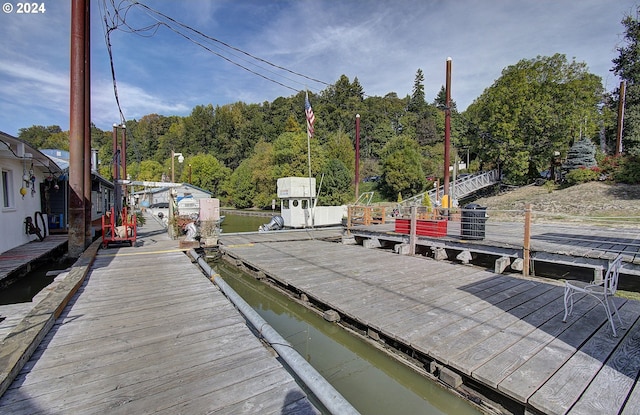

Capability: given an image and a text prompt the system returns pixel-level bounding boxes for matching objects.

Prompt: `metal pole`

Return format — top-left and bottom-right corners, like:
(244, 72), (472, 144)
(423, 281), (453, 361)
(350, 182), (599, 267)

(466, 148), (469, 172)
(112, 124), (118, 180)
(68, 0), (87, 258)
(443, 57), (452, 206)
(616, 81), (625, 156)
(121, 125), (127, 209)
(169, 149), (175, 239)
(171, 149), (175, 184)
(355, 114), (360, 201)
(523, 203), (531, 277)
(112, 124), (121, 226)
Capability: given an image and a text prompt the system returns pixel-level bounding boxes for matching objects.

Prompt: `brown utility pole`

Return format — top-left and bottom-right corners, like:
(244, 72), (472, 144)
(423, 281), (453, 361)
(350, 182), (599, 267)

(121, 124), (127, 209)
(355, 114), (360, 201)
(112, 124), (121, 225)
(83, 0), (91, 248)
(442, 57), (452, 209)
(69, 0), (89, 258)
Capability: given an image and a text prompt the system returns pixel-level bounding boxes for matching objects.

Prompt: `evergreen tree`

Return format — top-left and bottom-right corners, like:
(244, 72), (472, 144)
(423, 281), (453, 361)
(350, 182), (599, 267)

(562, 138), (597, 171)
(408, 69), (426, 113)
(318, 158), (353, 205)
(433, 86), (457, 112)
(611, 7), (640, 155)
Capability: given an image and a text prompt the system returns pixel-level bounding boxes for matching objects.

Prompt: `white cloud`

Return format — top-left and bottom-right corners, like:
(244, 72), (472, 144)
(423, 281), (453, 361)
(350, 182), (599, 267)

(0, 0), (636, 136)
(91, 79), (192, 129)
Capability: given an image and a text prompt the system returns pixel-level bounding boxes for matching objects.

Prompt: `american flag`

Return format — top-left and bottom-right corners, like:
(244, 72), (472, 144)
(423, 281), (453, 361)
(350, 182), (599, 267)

(305, 92), (315, 138)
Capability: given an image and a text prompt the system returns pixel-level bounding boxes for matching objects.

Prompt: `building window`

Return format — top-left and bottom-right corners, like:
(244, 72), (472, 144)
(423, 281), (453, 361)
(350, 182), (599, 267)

(95, 186), (103, 214)
(2, 169), (14, 209)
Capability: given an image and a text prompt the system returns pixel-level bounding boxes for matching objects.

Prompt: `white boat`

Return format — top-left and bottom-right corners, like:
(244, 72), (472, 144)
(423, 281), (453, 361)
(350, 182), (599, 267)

(269, 177), (346, 229)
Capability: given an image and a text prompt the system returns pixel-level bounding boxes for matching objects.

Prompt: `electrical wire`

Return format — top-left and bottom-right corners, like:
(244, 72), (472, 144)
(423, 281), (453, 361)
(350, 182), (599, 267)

(131, 1), (330, 90)
(0, 138), (61, 176)
(98, 0), (127, 125)
(100, 0), (331, 97)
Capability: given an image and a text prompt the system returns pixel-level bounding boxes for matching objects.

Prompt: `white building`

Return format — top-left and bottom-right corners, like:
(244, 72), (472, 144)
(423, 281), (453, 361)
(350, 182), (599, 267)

(0, 132), (64, 254)
(133, 183), (213, 219)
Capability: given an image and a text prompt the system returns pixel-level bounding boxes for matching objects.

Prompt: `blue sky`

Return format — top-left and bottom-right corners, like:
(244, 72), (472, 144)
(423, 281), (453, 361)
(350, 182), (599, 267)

(0, 0), (636, 136)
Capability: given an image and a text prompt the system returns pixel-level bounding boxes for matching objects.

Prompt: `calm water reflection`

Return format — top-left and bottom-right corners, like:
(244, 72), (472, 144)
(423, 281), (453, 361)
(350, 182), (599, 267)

(213, 261), (482, 415)
(220, 213), (272, 233)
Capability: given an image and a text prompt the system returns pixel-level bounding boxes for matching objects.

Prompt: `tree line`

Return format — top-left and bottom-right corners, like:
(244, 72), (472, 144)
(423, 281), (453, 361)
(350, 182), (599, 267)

(18, 10), (640, 208)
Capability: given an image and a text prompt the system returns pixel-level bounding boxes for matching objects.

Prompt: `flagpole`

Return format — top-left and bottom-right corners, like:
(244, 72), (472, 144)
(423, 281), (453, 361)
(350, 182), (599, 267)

(305, 90), (315, 227)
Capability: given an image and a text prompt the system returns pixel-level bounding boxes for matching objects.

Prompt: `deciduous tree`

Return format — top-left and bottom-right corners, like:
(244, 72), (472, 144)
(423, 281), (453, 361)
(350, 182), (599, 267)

(380, 135), (425, 199)
(464, 54), (603, 184)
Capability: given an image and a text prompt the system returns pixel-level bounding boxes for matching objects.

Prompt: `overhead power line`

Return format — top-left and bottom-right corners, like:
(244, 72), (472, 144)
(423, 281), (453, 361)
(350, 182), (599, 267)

(100, 0), (331, 98)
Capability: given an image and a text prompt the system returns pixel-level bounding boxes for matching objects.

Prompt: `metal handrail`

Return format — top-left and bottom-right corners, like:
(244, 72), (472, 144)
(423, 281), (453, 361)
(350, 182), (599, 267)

(400, 170), (500, 207)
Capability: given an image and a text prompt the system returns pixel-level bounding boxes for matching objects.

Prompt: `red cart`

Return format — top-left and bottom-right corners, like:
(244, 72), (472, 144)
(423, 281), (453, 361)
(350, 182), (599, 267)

(101, 207), (137, 248)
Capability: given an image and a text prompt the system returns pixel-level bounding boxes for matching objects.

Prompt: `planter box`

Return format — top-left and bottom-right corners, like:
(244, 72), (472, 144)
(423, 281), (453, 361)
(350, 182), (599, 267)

(395, 218), (447, 237)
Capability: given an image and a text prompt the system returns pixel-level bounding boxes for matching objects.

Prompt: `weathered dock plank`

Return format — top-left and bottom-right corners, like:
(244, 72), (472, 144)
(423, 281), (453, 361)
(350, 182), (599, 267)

(565, 311), (640, 415)
(0, 220), (320, 415)
(0, 235), (67, 285)
(218, 230), (640, 414)
(622, 372), (640, 415)
(528, 301), (640, 414)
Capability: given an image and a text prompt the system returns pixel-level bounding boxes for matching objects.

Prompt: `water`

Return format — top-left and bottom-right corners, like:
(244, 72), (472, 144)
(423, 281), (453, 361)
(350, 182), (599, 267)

(0, 260), (72, 305)
(213, 260), (483, 415)
(220, 213), (272, 233)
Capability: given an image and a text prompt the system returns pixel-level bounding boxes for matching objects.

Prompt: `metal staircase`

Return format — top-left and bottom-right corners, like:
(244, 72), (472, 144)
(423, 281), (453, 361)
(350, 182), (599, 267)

(399, 170), (500, 207)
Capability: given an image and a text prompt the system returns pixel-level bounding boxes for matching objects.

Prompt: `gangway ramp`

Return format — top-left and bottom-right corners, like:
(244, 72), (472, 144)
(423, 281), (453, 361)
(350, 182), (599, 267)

(401, 170), (500, 207)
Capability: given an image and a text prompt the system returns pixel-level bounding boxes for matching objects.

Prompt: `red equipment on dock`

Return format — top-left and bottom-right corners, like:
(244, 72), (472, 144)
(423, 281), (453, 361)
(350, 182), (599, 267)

(394, 218), (447, 237)
(101, 207), (137, 248)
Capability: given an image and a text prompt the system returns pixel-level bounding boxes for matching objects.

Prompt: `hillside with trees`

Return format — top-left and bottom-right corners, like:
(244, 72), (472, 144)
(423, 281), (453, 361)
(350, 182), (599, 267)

(16, 9), (640, 209)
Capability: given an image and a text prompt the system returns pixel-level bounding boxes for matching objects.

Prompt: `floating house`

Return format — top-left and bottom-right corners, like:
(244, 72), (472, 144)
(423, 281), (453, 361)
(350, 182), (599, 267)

(0, 132), (64, 254)
(41, 148), (115, 237)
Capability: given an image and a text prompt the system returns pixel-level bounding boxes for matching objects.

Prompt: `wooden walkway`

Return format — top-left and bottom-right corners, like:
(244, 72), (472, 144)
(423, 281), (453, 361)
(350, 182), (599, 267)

(0, 216), (320, 414)
(0, 235), (68, 286)
(218, 230), (640, 415)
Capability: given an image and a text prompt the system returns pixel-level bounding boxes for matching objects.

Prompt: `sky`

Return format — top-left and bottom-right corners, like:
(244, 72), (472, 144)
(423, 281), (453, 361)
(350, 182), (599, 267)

(0, 0), (637, 136)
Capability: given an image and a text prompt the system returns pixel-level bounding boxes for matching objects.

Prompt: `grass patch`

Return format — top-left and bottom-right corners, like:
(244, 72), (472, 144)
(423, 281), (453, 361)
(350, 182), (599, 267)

(617, 290), (640, 301)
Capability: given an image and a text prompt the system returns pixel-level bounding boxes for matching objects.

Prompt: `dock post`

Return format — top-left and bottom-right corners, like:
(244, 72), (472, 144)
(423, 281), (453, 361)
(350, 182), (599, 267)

(409, 205), (417, 255)
(523, 204), (531, 277)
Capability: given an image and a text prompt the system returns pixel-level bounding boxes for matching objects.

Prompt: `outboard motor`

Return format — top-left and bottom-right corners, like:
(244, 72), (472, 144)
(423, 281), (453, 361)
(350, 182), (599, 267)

(259, 215), (284, 232)
(184, 222), (198, 241)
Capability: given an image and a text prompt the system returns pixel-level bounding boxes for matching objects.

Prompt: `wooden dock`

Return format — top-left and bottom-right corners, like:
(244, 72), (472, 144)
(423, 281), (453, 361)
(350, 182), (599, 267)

(218, 229), (640, 415)
(348, 220), (640, 277)
(0, 216), (320, 414)
(0, 235), (67, 286)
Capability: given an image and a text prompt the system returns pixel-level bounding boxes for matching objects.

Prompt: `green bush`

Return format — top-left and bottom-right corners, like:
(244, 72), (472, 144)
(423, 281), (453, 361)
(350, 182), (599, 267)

(612, 156), (640, 184)
(543, 180), (557, 193)
(599, 155), (620, 175)
(565, 167), (599, 184)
